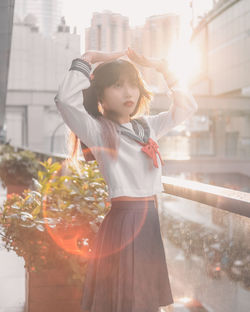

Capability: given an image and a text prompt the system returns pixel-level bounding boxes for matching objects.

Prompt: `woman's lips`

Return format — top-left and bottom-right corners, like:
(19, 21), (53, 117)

(124, 101), (134, 107)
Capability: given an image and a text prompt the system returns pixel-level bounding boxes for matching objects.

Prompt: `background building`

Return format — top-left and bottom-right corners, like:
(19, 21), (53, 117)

(188, 0), (250, 166)
(142, 14), (180, 91)
(0, 0), (15, 143)
(14, 0), (63, 37)
(6, 15), (80, 153)
(85, 10), (130, 52)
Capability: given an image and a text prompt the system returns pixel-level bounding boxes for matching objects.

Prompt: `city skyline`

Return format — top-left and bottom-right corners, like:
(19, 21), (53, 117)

(62, 0), (214, 51)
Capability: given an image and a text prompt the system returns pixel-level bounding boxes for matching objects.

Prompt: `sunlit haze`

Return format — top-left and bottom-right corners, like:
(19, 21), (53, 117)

(62, 0), (213, 84)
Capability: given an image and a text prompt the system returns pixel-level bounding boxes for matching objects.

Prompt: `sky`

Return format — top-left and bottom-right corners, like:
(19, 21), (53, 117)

(62, 0), (214, 51)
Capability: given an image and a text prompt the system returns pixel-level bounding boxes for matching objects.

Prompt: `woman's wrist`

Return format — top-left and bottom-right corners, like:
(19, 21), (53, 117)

(69, 58), (92, 77)
(80, 53), (92, 65)
(153, 58), (169, 74)
(154, 59), (179, 88)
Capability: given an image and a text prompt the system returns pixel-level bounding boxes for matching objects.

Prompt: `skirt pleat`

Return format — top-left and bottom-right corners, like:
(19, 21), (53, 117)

(81, 199), (174, 312)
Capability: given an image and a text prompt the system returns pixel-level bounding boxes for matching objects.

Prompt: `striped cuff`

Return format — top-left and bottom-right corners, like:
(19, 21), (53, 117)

(69, 58), (92, 79)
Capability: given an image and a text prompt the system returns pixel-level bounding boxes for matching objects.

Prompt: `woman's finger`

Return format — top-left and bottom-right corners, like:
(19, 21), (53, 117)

(131, 54), (150, 66)
(126, 48), (152, 67)
(104, 50), (126, 61)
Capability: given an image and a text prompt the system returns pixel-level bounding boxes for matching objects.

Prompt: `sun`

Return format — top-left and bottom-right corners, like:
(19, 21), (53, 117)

(166, 41), (202, 89)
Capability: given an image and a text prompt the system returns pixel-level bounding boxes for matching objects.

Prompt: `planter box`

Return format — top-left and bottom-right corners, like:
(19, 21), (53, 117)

(25, 267), (85, 312)
(7, 184), (27, 196)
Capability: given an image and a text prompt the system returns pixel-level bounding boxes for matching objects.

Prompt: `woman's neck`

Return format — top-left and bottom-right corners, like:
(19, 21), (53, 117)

(103, 111), (131, 125)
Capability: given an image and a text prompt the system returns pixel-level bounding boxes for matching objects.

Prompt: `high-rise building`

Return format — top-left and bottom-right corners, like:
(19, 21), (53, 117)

(14, 0), (63, 36)
(143, 14), (180, 58)
(85, 10), (130, 52)
(136, 14), (180, 91)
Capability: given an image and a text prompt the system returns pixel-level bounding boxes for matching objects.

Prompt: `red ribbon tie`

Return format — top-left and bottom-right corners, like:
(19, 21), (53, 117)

(140, 138), (164, 168)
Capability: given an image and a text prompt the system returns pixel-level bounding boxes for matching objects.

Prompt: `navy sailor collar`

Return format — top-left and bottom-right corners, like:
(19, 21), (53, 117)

(117, 117), (164, 168)
(117, 117), (150, 144)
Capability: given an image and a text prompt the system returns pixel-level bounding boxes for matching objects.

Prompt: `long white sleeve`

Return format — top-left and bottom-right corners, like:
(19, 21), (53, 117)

(143, 87), (198, 140)
(54, 58), (102, 148)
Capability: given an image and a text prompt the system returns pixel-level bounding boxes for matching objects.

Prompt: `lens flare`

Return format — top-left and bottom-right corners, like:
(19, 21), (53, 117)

(41, 189), (149, 261)
(40, 148), (149, 261)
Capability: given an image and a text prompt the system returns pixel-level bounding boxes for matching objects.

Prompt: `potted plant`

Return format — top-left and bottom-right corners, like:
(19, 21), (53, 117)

(0, 143), (41, 195)
(0, 157), (111, 312)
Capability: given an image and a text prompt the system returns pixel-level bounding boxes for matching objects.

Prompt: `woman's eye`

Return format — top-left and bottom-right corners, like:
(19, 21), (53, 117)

(130, 81), (138, 87)
(113, 81), (137, 88)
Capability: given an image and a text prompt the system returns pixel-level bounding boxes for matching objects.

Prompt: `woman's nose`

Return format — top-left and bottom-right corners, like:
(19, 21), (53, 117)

(123, 84), (133, 96)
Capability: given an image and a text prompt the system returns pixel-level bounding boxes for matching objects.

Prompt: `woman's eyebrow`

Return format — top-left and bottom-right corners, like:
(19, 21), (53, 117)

(118, 77), (125, 83)
(115, 75), (137, 85)
(119, 77), (135, 83)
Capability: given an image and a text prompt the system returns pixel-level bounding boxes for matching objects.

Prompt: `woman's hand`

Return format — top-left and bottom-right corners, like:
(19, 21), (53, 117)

(81, 50), (126, 65)
(126, 47), (179, 87)
(125, 47), (169, 73)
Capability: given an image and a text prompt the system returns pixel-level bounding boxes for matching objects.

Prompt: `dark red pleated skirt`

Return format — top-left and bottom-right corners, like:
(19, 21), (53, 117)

(81, 199), (174, 312)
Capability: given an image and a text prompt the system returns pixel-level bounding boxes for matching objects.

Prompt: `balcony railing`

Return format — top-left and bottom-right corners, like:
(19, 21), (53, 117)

(158, 179), (250, 312)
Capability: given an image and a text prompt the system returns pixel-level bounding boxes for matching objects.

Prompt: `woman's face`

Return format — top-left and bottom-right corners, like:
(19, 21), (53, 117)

(100, 74), (140, 122)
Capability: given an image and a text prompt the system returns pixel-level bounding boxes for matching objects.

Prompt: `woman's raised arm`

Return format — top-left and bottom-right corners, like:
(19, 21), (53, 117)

(54, 58), (102, 148)
(143, 87), (198, 140)
(54, 50), (126, 148)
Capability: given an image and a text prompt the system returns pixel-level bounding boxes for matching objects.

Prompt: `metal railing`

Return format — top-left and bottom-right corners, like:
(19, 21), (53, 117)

(162, 176), (250, 218)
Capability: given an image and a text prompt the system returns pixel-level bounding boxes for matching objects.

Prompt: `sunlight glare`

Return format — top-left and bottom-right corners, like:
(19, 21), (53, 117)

(179, 296), (192, 303)
(166, 41), (201, 88)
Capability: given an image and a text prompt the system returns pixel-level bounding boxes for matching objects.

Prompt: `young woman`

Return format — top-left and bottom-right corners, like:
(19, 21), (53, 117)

(54, 47), (198, 312)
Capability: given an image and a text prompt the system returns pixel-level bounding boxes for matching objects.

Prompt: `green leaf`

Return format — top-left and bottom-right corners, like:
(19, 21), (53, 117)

(38, 171), (44, 181)
(31, 205), (41, 218)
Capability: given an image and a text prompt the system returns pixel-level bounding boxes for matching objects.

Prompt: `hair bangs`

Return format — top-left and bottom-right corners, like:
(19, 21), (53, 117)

(94, 60), (140, 89)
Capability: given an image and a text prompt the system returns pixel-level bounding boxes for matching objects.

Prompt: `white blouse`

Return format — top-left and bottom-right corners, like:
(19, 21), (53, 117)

(54, 58), (198, 201)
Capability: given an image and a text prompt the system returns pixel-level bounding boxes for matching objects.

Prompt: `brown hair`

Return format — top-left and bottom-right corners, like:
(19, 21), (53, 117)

(67, 59), (153, 169)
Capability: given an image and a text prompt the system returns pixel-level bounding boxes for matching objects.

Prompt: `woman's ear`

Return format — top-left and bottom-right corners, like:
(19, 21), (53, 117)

(98, 101), (104, 115)
(97, 93), (103, 103)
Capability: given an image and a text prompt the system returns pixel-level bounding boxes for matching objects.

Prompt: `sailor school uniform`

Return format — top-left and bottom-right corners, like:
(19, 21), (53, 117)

(54, 58), (198, 201)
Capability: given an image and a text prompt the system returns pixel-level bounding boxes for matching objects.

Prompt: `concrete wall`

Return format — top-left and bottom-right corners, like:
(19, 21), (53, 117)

(0, 0), (15, 142)
(192, 0), (250, 96)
